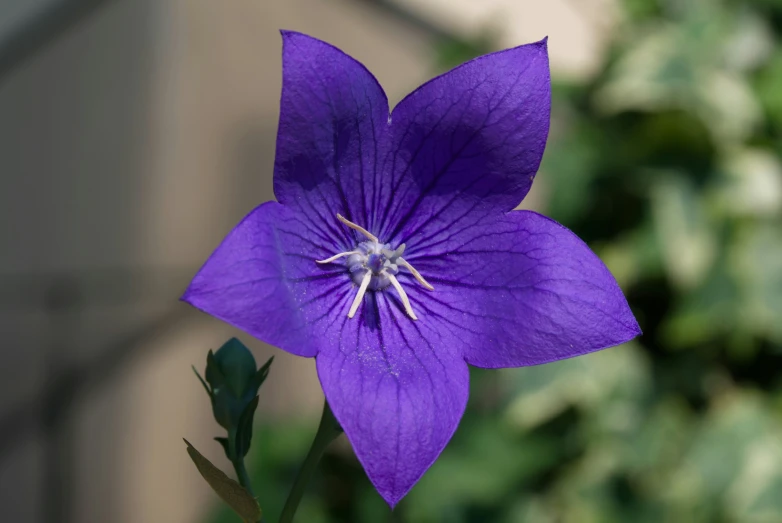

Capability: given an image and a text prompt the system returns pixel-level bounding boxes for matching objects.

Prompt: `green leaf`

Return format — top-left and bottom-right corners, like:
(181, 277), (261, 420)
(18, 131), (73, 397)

(755, 49), (782, 125)
(650, 173), (716, 289)
(184, 439), (261, 523)
(235, 396), (260, 458)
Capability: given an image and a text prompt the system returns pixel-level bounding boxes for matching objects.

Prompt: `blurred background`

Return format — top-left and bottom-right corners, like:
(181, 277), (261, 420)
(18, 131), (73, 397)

(1, 0), (781, 522)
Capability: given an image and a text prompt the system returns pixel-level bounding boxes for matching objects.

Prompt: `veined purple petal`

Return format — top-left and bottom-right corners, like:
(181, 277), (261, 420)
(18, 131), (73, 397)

(404, 211), (641, 367)
(316, 291), (469, 508)
(377, 39), (550, 249)
(182, 202), (355, 357)
(273, 31), (390, 246)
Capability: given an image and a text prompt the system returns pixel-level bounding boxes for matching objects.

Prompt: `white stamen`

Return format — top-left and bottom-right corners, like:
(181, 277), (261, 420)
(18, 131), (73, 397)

(337, 214), (378, 242)
(348, 271), (372, 318)
(397, 257), (434, 291)
(388, 273), (418, 320)
(316, 250), (360, 264)
(318, 215), (432, 320)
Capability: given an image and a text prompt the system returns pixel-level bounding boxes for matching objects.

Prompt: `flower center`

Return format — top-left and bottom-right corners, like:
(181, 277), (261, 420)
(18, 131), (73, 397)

(316, 214), (433, 320)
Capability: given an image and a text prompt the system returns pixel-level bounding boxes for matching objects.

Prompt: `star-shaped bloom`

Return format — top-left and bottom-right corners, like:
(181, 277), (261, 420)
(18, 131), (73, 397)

(183, 31), (640, 507)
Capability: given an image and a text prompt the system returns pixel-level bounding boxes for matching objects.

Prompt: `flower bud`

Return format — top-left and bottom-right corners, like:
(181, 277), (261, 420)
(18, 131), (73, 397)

(193, 338), (273, 458)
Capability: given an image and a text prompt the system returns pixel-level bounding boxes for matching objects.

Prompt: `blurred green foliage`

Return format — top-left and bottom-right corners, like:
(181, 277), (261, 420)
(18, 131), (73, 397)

(209, 0), (782, 521)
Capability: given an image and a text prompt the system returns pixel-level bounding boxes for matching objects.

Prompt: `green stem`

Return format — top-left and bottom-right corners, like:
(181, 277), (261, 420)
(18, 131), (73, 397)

(279, 400), (343, 523)
(227, 426), (260, 522)
(232, 453), (263, 523)
(232, 457), (255, 498)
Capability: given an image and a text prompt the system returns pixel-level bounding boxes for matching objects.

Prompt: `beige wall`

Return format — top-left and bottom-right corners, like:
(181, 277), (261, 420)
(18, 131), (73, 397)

(0, 1), (160, 521)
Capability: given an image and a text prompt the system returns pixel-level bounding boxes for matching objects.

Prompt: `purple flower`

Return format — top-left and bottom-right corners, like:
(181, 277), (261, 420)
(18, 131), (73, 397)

(182, 31), (640, 506)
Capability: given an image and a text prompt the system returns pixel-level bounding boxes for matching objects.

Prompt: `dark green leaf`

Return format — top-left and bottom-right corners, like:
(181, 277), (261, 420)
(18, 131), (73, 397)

(184, 439), (261, 523)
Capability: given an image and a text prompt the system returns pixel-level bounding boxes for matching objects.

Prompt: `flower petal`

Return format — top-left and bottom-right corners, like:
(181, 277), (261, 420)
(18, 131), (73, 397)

(273, 31), (390, 245)
(405, 211), (640, 367)
(316, 292), (469, 507)
(182, 202), (355, 357)
(377, 39), (550, 249)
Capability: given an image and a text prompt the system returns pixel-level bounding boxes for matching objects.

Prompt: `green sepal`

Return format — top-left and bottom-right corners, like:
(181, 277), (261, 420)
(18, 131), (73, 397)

(204, 345), (244, 430)
(247, 356), (274, 394)
(184, 439), (261, 523)
(205, 349), (227, 390)
(235, 395), (260, 458)
(192, 366), (211, 397)
(214, 436), (231, 460)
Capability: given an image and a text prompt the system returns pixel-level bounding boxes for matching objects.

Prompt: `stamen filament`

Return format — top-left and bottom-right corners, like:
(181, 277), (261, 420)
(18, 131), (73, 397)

(348, 271), (372, 318)
(397, 257), (434, 291)
(315, 250), (360, 264)
(388, 274), (418, 320)
(337, 214), (378, 242)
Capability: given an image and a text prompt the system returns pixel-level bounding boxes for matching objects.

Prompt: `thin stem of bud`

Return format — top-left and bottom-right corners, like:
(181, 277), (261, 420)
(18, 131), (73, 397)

(279, 400), (343, 523)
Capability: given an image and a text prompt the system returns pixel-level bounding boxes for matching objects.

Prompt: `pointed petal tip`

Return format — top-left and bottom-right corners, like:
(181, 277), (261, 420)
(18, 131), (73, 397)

(630, 318), (643, 338)
(279, 30), (325, 46)
(526, 36), (548, 54)
(179, 286), (207, 314)
(275, 27), (389, 120)
(376, 480), (413, 509)
(279, 29), (302, 39)
(618, 303), (643, 340)
(384, 494), (402, 511)
(179, 288), (193, 304)
(491, 36), (549, 58)
(317, 345), (469, 513)
(179, 280), (204, 306)
(611, 308), (642, 346)
(511, 36), (547, 51)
